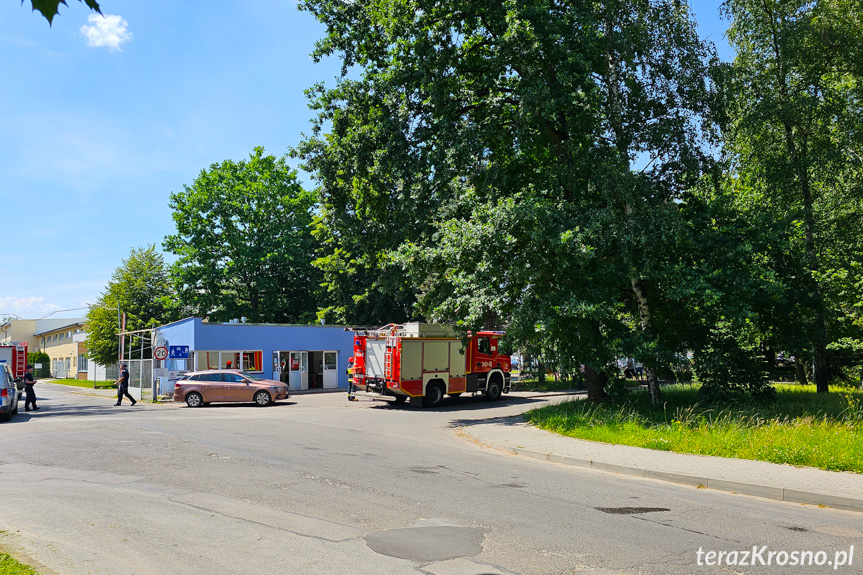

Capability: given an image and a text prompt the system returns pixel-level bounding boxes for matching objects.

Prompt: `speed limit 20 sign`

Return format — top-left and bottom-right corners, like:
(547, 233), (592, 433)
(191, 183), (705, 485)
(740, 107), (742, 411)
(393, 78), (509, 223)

(154, 346), (169, 360)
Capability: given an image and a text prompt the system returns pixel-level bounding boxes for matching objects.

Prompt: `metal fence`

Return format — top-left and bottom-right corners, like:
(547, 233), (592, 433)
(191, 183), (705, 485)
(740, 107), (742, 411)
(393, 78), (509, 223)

(126, 359), (153, 401)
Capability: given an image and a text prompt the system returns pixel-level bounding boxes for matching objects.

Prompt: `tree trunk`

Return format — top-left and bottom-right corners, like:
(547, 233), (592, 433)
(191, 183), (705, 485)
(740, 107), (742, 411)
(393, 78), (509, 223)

(799, 162), (830, 393)
(538, 361), (546, 385)
(795, 361), (809, 385)
(765, 7), (831, 393)
(631, 277), (662, 404)
(584, 366), (609, 402)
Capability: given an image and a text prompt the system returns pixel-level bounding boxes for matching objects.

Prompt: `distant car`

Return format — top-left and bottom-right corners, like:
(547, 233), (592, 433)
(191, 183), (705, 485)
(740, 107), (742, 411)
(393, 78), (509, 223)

(0, 363), (20, 422)
(173, 369), (290, 408)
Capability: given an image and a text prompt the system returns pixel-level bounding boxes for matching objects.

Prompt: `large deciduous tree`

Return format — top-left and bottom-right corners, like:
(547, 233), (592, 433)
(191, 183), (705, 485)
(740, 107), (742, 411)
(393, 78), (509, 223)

(164, 147), (321, 324)
(24, 0), (100, 25)
(85, 245), (176, 367)
(297, 0), (719, 400)
(723, 0), (863, 392)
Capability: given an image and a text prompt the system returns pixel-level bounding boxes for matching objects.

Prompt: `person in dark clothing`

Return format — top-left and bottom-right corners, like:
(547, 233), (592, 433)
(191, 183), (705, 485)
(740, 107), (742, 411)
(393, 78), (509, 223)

(23, 364), (38, 411)
(114, 362), (136, 406)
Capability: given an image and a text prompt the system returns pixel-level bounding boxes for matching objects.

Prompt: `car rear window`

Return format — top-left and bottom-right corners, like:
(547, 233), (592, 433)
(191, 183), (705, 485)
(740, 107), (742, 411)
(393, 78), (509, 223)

(200, 373), (224, 382)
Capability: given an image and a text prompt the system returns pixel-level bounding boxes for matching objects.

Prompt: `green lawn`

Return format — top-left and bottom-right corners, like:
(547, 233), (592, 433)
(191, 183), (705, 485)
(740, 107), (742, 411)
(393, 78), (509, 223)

(0, 553), (39, 575)
(49, 379), (114, 389)
(525, 383), (863, 473)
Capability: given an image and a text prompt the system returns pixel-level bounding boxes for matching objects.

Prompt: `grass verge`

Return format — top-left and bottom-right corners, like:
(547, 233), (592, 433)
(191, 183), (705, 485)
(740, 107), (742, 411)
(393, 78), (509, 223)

(49, 379), (114, 389)
(0, 553), (39, 575)
(524, 383), (863, 473)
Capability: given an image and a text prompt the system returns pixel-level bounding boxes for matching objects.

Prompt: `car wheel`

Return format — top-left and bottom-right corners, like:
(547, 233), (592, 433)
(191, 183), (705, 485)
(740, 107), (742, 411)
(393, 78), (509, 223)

(254, 390), (272, 406)
(485, 377), (502, 401)
(185, 392), (204, 407)
(422, 382), (445, 408)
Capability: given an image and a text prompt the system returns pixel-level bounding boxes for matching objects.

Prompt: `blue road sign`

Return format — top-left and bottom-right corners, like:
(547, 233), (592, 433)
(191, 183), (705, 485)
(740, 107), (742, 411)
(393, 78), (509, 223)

(169, 346), (190, 359)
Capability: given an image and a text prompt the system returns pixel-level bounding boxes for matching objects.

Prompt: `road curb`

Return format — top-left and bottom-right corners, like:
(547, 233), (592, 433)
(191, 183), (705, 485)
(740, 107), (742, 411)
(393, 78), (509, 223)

(460, 426), (863, 513)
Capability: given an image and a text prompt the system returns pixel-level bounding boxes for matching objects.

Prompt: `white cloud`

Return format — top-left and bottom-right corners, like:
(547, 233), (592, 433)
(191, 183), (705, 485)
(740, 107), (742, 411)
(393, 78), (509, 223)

(0, 297), (62, 319)
(80, 14), (132, 51)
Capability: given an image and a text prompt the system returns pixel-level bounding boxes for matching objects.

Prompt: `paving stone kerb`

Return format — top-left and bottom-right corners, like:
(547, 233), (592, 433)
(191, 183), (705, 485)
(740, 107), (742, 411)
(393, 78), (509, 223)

(461, 419), (863, 513)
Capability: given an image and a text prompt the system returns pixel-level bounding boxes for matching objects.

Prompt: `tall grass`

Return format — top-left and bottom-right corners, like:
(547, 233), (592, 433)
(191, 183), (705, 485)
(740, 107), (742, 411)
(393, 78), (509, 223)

(0, 553), (39, 575)
(525, 384), (863, 473)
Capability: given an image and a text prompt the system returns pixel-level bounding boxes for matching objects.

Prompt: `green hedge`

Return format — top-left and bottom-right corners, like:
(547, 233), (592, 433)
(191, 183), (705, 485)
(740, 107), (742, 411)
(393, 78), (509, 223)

(27, 352), (51, 378)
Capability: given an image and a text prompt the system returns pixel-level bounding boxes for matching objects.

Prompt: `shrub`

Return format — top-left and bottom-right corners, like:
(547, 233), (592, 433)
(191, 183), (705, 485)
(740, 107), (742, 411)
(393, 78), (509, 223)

(27, 351), (51, 378)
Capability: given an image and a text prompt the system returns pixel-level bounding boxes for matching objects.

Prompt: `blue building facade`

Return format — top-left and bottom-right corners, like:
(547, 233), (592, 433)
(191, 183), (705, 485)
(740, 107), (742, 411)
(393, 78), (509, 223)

(154, 318), (354, 391)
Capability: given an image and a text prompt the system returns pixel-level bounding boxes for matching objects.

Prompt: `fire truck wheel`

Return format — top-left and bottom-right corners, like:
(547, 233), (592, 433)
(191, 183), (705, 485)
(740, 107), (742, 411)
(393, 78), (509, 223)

(392, 395), (407, 405)
(422, 382), (445, 408)
(485, 378), (503, 401)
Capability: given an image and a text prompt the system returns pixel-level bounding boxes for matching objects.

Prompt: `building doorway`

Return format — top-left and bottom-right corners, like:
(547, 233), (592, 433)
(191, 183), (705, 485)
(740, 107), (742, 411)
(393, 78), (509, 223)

(273, 350), (338, 390)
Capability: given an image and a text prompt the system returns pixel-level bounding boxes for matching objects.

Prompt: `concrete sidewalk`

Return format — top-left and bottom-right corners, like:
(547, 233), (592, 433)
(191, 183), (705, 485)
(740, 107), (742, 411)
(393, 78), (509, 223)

(461, 417), (863, 513)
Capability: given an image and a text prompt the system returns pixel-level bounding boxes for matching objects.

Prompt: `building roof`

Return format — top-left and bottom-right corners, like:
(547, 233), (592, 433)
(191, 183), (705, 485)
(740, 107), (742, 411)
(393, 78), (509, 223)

(34, 321), (86, 337)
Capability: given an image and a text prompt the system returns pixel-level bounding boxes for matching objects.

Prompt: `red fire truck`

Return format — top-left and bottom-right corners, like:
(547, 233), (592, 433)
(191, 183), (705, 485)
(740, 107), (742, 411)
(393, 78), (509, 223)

(348, 323), (511, 407)
(0, 342), (28, 380)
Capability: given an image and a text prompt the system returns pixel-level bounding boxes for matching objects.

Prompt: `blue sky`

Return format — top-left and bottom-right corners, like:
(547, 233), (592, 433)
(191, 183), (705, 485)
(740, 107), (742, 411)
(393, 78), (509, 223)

(0, 0), (732, 321)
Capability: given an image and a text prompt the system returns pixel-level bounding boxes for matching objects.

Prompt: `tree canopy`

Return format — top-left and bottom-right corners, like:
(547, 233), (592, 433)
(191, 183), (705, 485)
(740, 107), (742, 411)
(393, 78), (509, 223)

(723, 0), (863, 391)
(164, 147), (321, 324)
(85, 245), (176, 367)
(297, 0), (722, 399)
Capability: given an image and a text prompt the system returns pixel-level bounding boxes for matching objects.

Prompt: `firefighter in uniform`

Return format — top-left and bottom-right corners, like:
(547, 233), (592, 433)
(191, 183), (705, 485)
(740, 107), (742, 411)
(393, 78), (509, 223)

(347, 357), (357, 401)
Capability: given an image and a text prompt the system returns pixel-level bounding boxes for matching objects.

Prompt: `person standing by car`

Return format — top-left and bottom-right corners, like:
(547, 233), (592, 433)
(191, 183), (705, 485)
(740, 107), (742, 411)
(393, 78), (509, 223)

(114, 362), (136, 406)
(23, 364), (38, 411)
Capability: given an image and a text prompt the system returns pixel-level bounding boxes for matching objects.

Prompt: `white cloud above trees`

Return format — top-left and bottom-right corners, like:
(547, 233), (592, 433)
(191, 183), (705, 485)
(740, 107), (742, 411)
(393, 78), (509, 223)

(80, 14), (132, 51)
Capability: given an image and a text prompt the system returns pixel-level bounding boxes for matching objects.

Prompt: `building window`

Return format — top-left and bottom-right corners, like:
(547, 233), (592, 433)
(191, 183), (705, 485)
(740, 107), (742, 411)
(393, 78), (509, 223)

(78, 354), (88, 372)
(198, 351), (264, 372)
(59, 333), (65, 340)
(324, 352), (337, 370)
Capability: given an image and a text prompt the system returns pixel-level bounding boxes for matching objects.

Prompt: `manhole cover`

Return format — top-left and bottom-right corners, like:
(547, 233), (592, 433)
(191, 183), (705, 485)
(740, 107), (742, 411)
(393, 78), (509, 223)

(365, 525), (484, 562)
(595, 507), (670, 515)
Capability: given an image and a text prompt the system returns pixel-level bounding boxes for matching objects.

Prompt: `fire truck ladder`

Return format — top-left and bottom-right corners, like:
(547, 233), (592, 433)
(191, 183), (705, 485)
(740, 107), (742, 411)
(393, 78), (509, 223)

(13, 344), (27, 379)
(383, 336), (398, 381)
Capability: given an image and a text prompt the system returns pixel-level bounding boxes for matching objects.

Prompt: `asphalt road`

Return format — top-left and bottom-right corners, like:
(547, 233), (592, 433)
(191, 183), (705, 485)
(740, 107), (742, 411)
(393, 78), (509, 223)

(1, 385), (861, 575)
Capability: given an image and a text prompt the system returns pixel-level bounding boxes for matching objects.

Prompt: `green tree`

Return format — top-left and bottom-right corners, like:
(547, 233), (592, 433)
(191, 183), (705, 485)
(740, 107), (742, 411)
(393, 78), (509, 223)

(85, 246), (177, 367)
(23, 0), (100, 25)
(297, 0), (719, 401)
(164, 147), (321, 324)
(723, 0), (863, 392)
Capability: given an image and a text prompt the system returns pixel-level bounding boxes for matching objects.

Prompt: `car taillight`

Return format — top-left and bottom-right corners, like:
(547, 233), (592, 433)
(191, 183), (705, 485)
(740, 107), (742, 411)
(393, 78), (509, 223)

(1, 389), (7, 397)
(174, 382), (182, 388)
